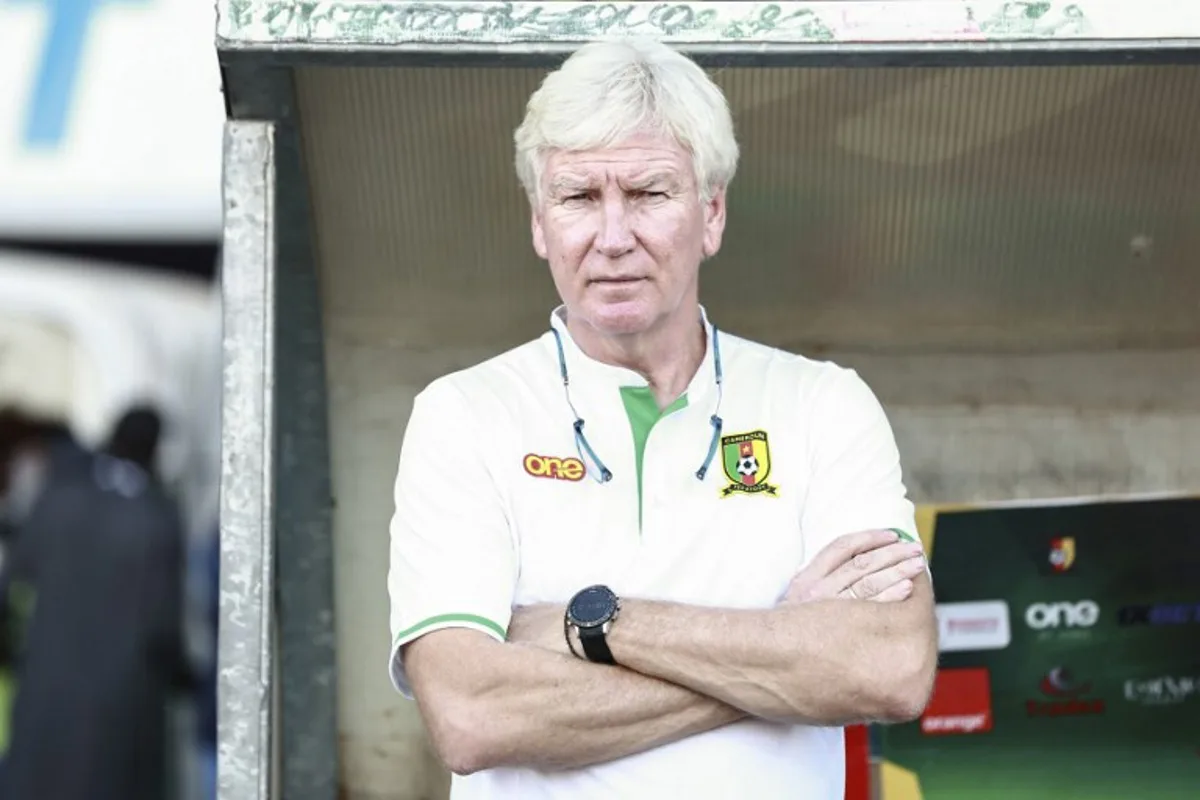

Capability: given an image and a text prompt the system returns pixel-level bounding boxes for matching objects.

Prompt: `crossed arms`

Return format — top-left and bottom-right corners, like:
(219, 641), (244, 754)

(404, 531), (937, 775)
(395, 370), (938, 776)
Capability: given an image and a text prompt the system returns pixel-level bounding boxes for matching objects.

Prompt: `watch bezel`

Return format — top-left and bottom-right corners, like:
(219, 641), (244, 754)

(567, 584), (619, 630)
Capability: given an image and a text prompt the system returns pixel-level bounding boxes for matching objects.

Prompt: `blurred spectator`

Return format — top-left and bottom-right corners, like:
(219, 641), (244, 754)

(104, 406), (164, 473)
(0, 318), (192, 800)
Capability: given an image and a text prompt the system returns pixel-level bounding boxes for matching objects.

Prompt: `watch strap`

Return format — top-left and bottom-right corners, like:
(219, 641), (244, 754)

(578, 625), (616, 665)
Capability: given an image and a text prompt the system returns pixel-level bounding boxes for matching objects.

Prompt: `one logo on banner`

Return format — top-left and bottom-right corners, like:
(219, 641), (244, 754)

(1024, 600), (1099, 640)
(1124, 675), (1198, 706)
(1048, 536), (1076, 573)
(1117, 602), (1200, 626)
(1027, 667), (1105, 718)
(935, 600), (1012, 653)
(920, 668), (993, 736)
(719, 430), (778, 497)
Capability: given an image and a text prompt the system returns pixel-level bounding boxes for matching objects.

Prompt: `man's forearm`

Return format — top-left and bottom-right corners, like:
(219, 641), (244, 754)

(606, 577), (937, 726)
(405, 630), (744, 775)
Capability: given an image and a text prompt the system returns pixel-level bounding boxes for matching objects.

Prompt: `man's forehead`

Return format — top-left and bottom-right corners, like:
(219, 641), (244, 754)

(547, 139), (690, 179)
(549, 167), (684, 187)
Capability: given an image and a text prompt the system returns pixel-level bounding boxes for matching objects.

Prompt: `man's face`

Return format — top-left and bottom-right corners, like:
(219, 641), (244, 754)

(532, 133), (726, 337)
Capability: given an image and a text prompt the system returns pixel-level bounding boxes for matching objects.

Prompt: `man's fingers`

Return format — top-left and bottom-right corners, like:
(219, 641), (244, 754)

(870, 579), (914, 603)
(853, 555), (927, 599)
(806, 529), (902, 579)
(832, 540), (924, 586)
(789, 530), (925, 605)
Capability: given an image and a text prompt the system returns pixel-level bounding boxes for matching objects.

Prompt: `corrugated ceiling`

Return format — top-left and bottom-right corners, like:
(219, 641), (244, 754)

(295, 64), (1200, 354)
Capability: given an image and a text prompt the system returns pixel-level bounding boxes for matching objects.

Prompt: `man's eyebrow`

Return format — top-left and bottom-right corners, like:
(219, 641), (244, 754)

(548, 176), (593, 195)
(625, 172), (682, 190)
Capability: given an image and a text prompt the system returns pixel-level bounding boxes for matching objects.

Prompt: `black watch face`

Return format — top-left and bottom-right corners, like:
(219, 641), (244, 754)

(569, 585), (617, 627)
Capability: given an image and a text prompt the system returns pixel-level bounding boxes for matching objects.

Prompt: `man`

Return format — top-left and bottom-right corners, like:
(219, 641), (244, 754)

(388, 38), (937, 798)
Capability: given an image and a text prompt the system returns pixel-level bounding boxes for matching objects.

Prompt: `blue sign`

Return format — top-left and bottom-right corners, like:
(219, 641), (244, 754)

(7, 0), (150, 149)
(1118, 602), (1200, 626)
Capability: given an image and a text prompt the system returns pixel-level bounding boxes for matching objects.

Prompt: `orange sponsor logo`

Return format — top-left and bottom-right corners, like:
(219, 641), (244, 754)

(523, 453), (585, 482)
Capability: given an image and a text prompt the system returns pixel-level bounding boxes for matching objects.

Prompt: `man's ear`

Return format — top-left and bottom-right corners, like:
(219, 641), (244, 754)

(701, 186), (727, 259)
(532, 210), (548, 259)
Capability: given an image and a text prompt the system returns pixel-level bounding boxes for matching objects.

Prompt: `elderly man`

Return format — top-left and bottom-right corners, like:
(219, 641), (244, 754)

(388, 38), (937, 798)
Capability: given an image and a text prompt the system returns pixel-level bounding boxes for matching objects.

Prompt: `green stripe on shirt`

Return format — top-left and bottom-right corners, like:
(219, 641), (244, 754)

(392, 612), (506, 645)
(620, 386), (688, 530)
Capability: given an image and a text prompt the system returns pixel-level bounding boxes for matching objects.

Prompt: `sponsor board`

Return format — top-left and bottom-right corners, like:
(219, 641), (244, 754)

(935, 600), (1011, 653)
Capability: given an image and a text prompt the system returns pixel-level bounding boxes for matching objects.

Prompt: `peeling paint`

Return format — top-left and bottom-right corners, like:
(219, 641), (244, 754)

(216, 1), (1198, 48)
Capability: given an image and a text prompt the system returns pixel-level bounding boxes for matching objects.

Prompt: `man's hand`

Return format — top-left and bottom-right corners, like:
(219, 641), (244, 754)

(784, 528), (926, 605)
(507, 603), (573, 656)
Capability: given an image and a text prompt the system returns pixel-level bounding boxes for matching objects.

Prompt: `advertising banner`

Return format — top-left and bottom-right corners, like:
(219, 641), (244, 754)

(879, 495), (1200, 799)
(0, 0), (225, 238)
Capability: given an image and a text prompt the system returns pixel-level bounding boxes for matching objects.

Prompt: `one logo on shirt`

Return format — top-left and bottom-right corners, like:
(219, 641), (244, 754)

(1048, 536), (1076, 572)
(719, 430), (778, 497)
(523, 453), (585, 482)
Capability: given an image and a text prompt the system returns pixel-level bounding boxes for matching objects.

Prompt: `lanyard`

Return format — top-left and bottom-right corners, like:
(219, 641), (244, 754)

(549, 323), (725, 484)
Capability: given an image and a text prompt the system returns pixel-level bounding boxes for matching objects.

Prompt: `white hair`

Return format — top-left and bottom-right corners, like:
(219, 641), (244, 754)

(514, 38), (739, 205)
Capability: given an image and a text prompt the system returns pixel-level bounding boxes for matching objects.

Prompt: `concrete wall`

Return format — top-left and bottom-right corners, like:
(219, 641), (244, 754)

(321, 295), (1200, 798)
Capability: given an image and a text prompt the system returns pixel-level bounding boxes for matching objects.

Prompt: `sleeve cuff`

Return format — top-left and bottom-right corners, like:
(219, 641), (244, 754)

(388, 613), (507, 698)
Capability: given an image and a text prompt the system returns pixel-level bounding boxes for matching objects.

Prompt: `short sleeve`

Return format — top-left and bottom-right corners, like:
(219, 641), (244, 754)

(387, 379), (518, 697)
(798, 367), (919, 560)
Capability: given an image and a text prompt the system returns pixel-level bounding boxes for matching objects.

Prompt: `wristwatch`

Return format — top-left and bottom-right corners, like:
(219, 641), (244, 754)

(566, 584), (620, 665)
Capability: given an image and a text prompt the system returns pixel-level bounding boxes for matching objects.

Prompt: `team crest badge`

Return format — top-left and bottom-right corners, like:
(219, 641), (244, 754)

(1049, 536), (1076, 573)
(720, 430), (779, 497)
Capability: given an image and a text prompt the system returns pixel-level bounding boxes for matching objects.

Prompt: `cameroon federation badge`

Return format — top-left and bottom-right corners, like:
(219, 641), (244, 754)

(720, 430), (779, 497)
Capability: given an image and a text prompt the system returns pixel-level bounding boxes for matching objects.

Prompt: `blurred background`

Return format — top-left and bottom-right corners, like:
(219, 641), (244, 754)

(0, 0), (223, 798)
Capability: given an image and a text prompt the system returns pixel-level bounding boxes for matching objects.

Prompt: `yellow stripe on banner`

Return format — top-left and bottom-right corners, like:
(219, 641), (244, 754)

(0, 670), (13, 754)
(914, 506), (938, 555)
(915, 503), (978, 557)
(879, 758), (924, 800)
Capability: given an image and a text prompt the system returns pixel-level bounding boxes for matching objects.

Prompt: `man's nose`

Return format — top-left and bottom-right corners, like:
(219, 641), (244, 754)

(594, 194), (636, 257)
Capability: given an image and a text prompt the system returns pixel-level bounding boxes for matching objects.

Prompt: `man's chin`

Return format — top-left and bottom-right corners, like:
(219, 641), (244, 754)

(584, 305), (656, 337)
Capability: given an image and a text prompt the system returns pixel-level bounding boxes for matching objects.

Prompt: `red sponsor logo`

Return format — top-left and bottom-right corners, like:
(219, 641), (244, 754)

(920, 668), (993, 735)
(523, 453), (585, 482)
(1027, 667), (1105, 717)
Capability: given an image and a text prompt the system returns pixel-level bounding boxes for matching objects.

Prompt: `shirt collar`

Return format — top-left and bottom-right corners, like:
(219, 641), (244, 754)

(546, 304), (719, 406)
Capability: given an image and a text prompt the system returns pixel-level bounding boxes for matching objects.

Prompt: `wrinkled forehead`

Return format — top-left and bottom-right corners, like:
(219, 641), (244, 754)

(541, 135), (696, 193)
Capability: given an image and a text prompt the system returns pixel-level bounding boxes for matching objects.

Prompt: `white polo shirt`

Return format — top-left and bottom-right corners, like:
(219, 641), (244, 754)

(388, 306), (918, 800)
